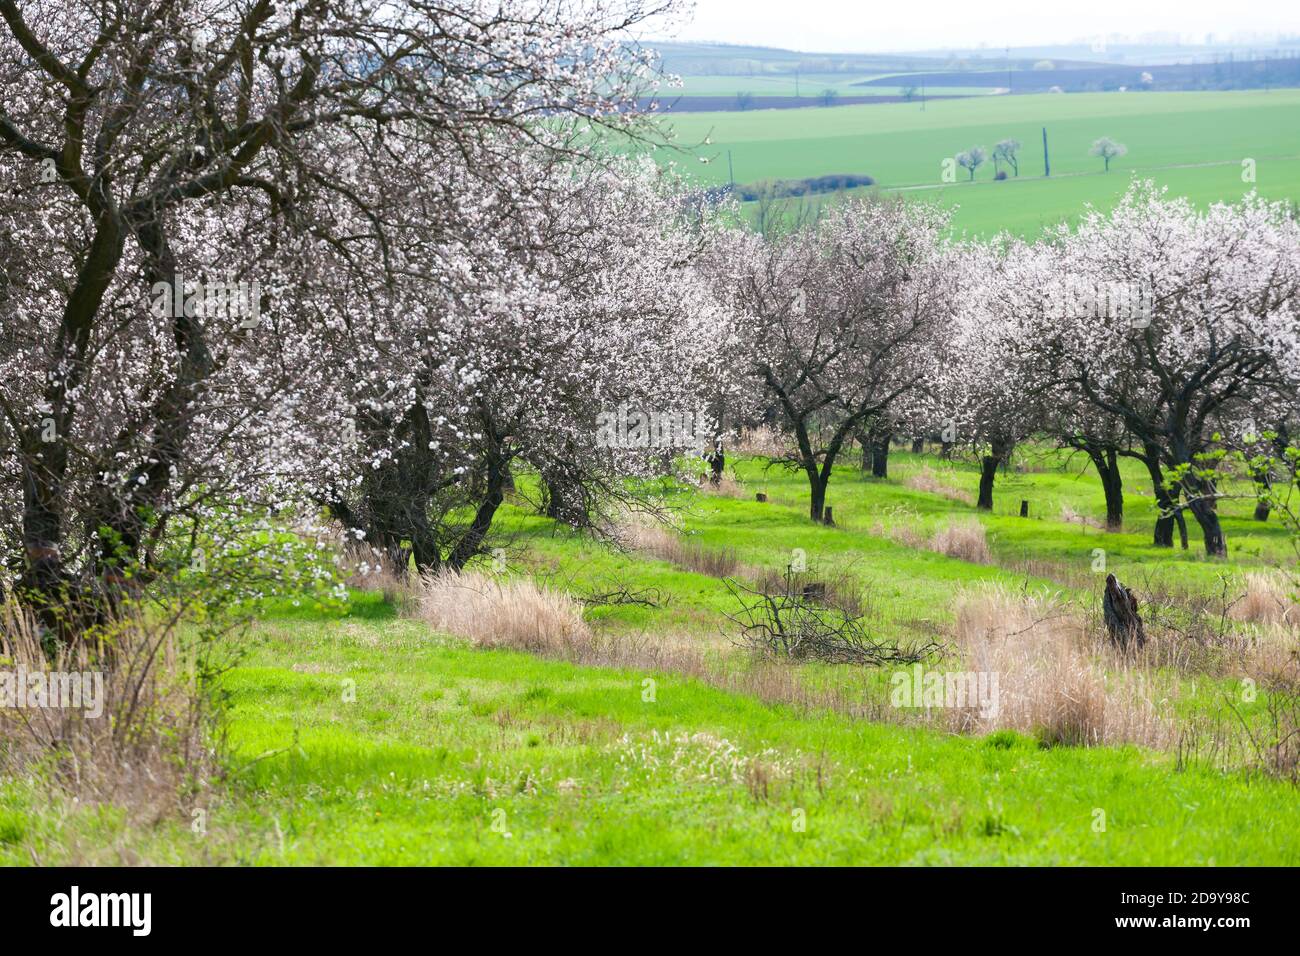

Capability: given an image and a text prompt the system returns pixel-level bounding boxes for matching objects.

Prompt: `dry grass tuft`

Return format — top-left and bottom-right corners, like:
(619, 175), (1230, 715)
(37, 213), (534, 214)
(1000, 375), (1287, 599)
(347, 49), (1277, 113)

(904, 467), (974, 505)
(707, 473), (749, 499)
(928, 518), (992, 564)
(417, 570), (592, 654)
(0, 602), (226, 820)
(617, 519), (740, 578)
(868, 505), (928, 550)
(1240, 623), (1300, 687)
(946, 585), (1175, 749)
(1230, 572), (1299, 627)
(334, 533), (418, 607)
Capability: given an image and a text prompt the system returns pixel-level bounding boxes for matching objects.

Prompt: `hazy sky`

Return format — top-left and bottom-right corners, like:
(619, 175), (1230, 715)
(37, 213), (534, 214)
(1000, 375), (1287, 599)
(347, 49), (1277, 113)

(650, 0), (1296, 52)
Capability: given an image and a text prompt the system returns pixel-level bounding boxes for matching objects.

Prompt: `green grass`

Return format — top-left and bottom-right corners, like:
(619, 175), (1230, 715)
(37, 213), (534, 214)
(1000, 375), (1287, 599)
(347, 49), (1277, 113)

(504, 445), (1294, 636)
(667, 73), (994, 98)
(3, 445), (1297, 865)
(6, 609), (1296, 865)
(654, 89), (1300, 236)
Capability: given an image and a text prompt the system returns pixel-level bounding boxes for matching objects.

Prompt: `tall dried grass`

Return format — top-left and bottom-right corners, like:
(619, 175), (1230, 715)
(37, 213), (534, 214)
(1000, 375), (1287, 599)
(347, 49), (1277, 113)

(928, 518), (992, 564)
(414, 570), (899, 722)
(707, 473), (749, 500)
(1230, 572), (1298, 627)
(335, 532), (417, 607)
(417, 570), (592, 654)
(947, 585), (1175, 748)
(0, 602), (225, 818)
(868, 505), (928, 549)
(618, 519), (741, 578)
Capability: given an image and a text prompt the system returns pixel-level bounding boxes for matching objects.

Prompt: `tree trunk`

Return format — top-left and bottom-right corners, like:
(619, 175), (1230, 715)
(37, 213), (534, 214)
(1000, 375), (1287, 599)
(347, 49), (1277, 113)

(19, 209), (127, 634)
(911, 437), (924, 454)
(977, 455), (997, 510)
(809, 474), (828, 523)
(1183, 479), (1226, 557)
(707, 448), (725, 485)
(1087, 446), (1124, 530)
(1103, 574), (1145, 649)
(543, 476), (564, 520)
(541, 467), (588, 526)
(871, 430), (891, 479)
(1250, 466), (1271, 521)
(977, 436), (1012, 511)
(448, 445), (511, 571)
(1141, 446), (1175, 548)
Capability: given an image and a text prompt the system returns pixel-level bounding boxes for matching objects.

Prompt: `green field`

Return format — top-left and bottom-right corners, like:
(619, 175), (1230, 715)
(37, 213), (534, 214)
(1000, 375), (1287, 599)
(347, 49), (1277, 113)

(6, 447), (1299, 865)
(656, 89), (1300, 236)
(666, 73), (996, 98)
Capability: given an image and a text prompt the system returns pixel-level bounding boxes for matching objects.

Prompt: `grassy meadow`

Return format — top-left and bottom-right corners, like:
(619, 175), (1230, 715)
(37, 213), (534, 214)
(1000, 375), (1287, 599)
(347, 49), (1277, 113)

(5, 444), (1299, 865)
(655, 89), (1300, 236)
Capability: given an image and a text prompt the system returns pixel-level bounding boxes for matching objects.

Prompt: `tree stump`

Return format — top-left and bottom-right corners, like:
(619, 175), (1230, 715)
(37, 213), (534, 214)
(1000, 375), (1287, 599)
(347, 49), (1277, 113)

(755, 493), (767, 503)
(1103, 573), (1145, 650)
(1019, 499), (1029, 518)
(801, 582), (826, 602)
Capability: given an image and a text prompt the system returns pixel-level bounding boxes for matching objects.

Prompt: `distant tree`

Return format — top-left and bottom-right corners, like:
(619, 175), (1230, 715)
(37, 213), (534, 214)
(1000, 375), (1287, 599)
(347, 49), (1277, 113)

(901, 85), (918, 101)
(736, 91), (755, 110)
(993, 139), (1022, 176)
(820, 88), (839, 107)
(1090, 136), (1128, 171)
(724, 198), (956, 523)
(956, 146), (988, 181)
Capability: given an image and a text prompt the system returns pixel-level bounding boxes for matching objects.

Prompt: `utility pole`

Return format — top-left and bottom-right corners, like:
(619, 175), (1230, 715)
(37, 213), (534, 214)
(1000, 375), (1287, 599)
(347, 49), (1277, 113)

(1006, 46), (1012, 94)
(727, 150), (734, 188)
(795, 70), (800, 98)
(921, 77), (926, 111)
(1042, 127), (1050, 177)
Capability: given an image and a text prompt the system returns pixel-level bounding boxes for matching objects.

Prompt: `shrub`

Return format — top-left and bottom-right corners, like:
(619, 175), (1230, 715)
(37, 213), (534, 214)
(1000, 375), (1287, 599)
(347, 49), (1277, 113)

(0, 602), (228, 818)
(724, 569), (939, 665)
